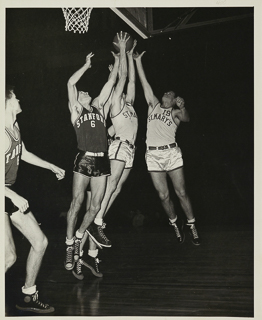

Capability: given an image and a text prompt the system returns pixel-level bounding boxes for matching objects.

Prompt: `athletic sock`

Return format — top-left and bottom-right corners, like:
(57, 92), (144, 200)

(94, 218), (103, 226)
(65, 237), (74, 246)
(76, 230), (84, 239)
(88, 249), (98, 258)
(22, 285), (36, 295)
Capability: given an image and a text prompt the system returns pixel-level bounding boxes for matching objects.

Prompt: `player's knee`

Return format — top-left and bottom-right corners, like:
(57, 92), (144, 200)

(33, 234), (48, 253)
(5, 251), (17, 271)
(158, 191), (170, 202)
(175, 188), (187, 199)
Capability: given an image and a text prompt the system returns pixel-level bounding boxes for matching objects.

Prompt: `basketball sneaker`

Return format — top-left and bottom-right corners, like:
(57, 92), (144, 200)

(64, 245), (74, 270)
(72, 259), (84, 280)
(16, 291), (55, 314)
(187, 222), (201, 245)
(82, 255), (103, 278)
(74, 237), (81, 261)
(87, 222), (111, 248)
(169, 218), (185, 244)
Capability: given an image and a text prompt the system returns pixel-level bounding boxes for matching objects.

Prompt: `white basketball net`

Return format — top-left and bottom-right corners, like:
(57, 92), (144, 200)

(62, 8), (93, 33)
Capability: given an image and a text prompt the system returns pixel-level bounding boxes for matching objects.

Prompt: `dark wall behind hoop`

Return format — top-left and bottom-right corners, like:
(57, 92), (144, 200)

(6, 8), (254, 229)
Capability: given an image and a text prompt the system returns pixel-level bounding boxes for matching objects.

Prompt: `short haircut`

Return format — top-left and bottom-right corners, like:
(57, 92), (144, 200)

(6, 85), (15, 102)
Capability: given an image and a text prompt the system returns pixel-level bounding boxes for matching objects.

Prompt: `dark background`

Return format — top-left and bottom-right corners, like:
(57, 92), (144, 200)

(6, 7), (254, 231)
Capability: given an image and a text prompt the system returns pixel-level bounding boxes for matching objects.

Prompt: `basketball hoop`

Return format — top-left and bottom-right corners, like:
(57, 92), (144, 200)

(62, 8), (93, 34)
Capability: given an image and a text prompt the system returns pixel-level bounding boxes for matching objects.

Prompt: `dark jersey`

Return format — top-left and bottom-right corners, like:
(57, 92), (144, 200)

(73, 106), (107, 153)
(5, 125), (22, 186)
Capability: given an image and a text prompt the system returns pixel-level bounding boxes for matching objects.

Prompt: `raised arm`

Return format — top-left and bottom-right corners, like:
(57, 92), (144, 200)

(67, 53), (94, 115)
(95, 51), (120, 116)
(126, 39), (137, 105)
(134, 51), (159, 112)
(111, 32), (128, 104)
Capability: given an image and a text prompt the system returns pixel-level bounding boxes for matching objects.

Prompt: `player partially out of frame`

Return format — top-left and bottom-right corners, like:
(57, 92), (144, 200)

(5, 85), (65, 314)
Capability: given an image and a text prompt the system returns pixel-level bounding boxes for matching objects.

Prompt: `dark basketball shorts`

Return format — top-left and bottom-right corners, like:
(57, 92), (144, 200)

(73, 150), (111, 178)
(5, 197), (19, 216)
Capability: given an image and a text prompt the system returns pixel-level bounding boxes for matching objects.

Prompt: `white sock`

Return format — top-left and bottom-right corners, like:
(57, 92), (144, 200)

(65, 237), (74, 246)
(94, 218), (103, 226)
(187, 218), (195, 224)
(22, 285), (36, 295)
(169, 216), (177, 224)
(76, 230), (84, 239)
(88, 249), (98, 258)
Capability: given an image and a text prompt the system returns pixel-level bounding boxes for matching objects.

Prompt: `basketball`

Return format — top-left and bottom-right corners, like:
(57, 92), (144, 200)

(113, 32), (134, 52)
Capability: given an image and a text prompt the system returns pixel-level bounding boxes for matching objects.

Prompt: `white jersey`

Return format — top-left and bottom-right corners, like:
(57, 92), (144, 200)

(111, 102), (138, 145)
(146, 103), (178, 147)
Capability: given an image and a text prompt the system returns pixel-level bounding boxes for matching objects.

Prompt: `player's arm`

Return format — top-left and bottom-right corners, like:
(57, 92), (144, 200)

(112, 32), (128, 106)
(172, 96), (190, 124)
(126, 40), (137, 105)
(21, 142), (65, 180)
(134, 51), (159, 112)
(67, 53), (94, 114)
(5, 186), (29, 213)
(97, 45), (121, 110)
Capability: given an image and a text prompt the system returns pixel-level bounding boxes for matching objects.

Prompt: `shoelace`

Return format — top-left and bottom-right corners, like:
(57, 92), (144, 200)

(66, 246), (73, 264)
(188, 224), (198, 239)
(32, 291), (49, 308)
(172, 223), (181, 238)
(76, 259), (83, 274)
(74, 239), (81, 254)
(94, 257), (101, 272)
(98, 225), (109, 242)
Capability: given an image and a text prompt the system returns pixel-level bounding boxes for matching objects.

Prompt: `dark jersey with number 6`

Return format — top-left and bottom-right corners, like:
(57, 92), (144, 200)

(73, 106), (107, 153)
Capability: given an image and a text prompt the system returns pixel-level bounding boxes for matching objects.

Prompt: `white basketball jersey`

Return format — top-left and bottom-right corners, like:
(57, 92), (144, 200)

(146, 103), (178, 147)
(111, 102), (138, 144)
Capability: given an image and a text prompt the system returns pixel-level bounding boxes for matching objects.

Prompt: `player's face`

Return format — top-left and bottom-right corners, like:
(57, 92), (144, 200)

(9, 92), (22, 114)
(162, 91), (176, 107)
(79, 91), (92, 105)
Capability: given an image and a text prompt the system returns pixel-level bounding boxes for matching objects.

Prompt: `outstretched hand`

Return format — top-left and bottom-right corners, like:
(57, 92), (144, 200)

(108, 64), (113, 72)
(85, 52), (94, 68)
(127, 39), (137, 56)
(113, 31), (130, 51)
(133, 51), (146, 60)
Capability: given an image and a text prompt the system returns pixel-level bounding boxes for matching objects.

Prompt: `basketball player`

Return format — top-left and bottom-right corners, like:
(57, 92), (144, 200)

(134, 51), (201, 245)
(65, 32), (131, 278)
(91, 37), (138, 242)
(5, 86), (65, 313)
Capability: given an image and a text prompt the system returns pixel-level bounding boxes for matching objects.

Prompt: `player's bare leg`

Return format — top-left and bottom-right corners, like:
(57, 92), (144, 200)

(5, 214), (16, 272)
(168, 168), (201, 245)
(150, 171), (185, 243)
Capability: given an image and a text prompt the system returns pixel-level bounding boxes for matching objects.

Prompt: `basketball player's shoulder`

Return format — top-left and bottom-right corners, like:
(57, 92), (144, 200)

(5, 130), (11, 153)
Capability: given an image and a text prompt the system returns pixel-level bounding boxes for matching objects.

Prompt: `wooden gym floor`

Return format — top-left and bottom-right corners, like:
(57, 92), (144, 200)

(5, 221), (253, 317)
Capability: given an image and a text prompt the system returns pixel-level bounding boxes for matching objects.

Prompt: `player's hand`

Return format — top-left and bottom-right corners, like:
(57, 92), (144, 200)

(176, 96), (185, 109)
(113, 31), (130, 51)
(50, 164), (65, 180)
(127, 39), (137, 56)
(11, 193), (29, 213)
(108, 64), (113, 72)
(85, 52), (94, 68)
(133, 51), (146, 61)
